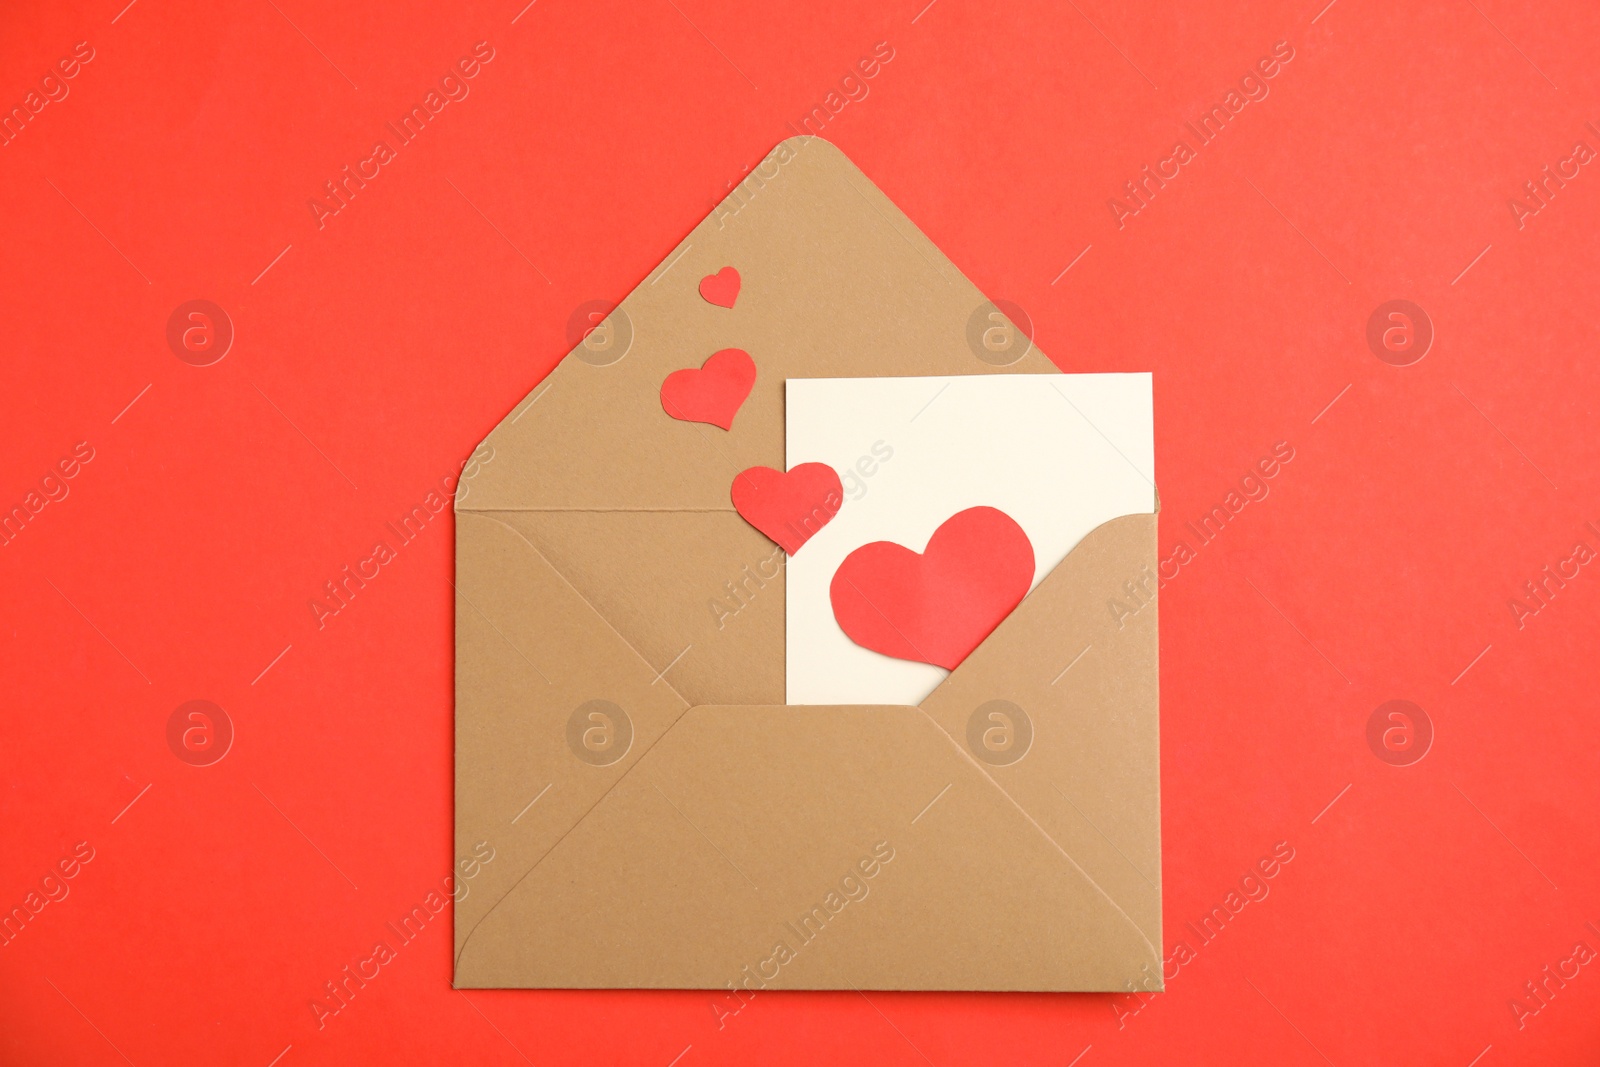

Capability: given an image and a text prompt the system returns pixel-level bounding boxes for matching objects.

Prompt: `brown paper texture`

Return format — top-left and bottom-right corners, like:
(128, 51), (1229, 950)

(454, 137), (1160, 991)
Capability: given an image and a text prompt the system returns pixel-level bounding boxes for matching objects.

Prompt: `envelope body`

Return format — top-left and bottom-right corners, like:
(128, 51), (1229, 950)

(454, 137), (1161, 991)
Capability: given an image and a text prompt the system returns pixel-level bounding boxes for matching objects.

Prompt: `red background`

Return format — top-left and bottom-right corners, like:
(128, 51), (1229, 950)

(4, 0), (1599, 1063)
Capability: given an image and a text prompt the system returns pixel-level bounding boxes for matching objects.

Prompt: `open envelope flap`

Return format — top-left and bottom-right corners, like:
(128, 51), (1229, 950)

(454, 704), (1159, 991)
(919, 512), (1161, 949)
(461, 136), (1054, 516)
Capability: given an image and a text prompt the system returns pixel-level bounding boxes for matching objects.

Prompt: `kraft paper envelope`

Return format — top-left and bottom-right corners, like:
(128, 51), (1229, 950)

(454, 137), (1161, 992)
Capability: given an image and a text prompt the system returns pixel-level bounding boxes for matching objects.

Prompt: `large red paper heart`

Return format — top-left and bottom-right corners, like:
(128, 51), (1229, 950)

(698, 267), (741, 308)
(830, 506), (1034, 671)
(731, 463), (843, 555)
(659, 348), (755, 430)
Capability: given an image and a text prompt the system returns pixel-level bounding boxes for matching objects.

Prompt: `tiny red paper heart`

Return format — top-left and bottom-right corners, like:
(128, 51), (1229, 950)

(830, 506), (1034, 671)
(732, 464), (843, 555)
(660, 348), (755, 430)
(699, 267), (741, 309)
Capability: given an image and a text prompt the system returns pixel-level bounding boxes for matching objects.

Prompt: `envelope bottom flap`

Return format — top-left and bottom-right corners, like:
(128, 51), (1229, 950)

(455, 704), (1158, 991)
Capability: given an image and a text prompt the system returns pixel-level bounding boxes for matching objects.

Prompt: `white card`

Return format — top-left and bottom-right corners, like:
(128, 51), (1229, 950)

(784, 374), (1155, 706)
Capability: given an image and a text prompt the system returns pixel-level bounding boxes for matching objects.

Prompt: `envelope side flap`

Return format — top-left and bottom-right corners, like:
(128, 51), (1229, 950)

(489, 509), (785, 707)
(454, 510), (692, 960)
(455, 703), (1159, 991)
(458, 136), (1057, 514)
(919, 512), (1161, 945)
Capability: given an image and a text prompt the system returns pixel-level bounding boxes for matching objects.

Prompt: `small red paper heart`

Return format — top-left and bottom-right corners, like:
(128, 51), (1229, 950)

(732, 464), (843, 555)
(660, 348), (755, 430)
(830, 506), (1034, 671)
(699, 267), (741, 308)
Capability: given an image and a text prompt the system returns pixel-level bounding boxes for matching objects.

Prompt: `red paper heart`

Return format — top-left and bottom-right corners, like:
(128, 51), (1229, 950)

(732, 464), (843, 555)
(659, 348), (755, 430)
(830, 506), (1034, 671)
(699, 267), (741, 308)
